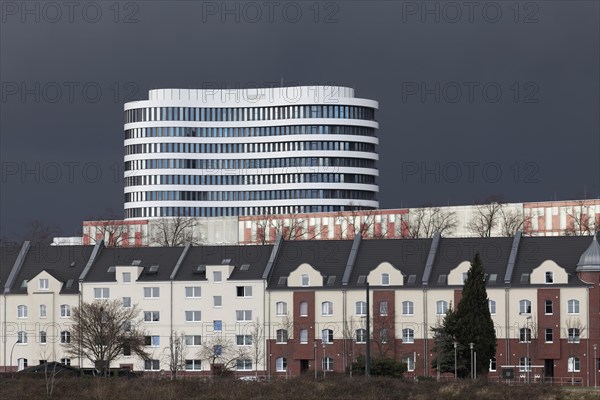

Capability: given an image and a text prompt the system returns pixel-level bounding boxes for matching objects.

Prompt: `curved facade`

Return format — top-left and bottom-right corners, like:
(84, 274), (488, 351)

(123, 86), (379, 219)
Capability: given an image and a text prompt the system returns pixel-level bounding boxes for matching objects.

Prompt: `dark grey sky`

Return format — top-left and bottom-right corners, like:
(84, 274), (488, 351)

(1, 1), (599, 237)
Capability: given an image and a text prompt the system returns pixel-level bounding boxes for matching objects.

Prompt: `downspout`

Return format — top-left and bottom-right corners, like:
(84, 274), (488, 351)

(505, 287), (510, 368)
(423, 288), (428, 377)
(342, 289), (347, 372)
(586, 286), (590, 387)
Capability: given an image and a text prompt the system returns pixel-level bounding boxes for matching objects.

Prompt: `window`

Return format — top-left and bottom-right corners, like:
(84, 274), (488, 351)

(568, 299), (580, 314)
(519, 299), (531, 314)
(299, 301), (308, 316)
(60, 331), (71, 344)
(213, 296), (222, 307)
(145, 335), (160, 347)
(213, 271), (222, 282)
(519, 357), (531, 372)
(60, 358), (71, 366)
(122, 297), (131, 308)
(144, 287), (160, 298)
(322, 357), (333, 371)
(568, 328), (580, 343)
(436, 300), (448, 315)
(276, 329), (288, 343)
(39, 304), (47, 318)
(462, 272), (469, 284)
(122, 320), (131, 332)
(17, 331), (27, 344)
(60, 304), (71, 317)
(545, 271), (553, 283)
(356, 329), (367, 343)
(402, 328), (414, 344)
(355, 301), (367, 316)
(17, 358), (27, 371)
(236, 310), (252, 321)
(301, 274), (309, 286)
(489, 357), (497, 372)
(568, 357), (580, 372)
(40, 331), (47, 344)
(185, 359), (201, 370)
(123, 344), (131, 356)
(381, 273), (390, 285)
(322, 329), (333, 344)
(321, 301), (333, 316)
(144, 311), (160, 322)
(185, 286), (201, 298)
(519, 328), (531, 343)
(185, 335), (201, 346)
(213, 320), (222, 332)
(300, 329), (308, 344)
(185, 311), (201, 322)
(545, 300), (553, 315)
(236, 359), (252, 371)
(17, 305), (27, 318)
(94, 288), (109, 299)
(276, 301), (287, 316)
(404, 357), (415, 372)
(276, 357), (287, 372)
(236, 335), (252, 346)
(379, 301), (388, 316)
(144, 360), (160, 370)
(123, 272), (131, 283)
(488, 300), (496, 315)
(379, 328), (389, 344)
(545, 328), (553, 343)
(39, 278), (49, 290)
(402, 301), (414, 316)
(236, 286), (252, 297)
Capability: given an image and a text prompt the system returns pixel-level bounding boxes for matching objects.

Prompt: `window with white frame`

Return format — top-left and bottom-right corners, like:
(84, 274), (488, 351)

(144, 311), (160, 322)
(213, 320), (222, 332)
(144, 360), (160, 370)
(489, 357), (497, 372)
(276, 301), (287, 316)
(519, 299), (531, 314)
(381, 273), (390, 285)
(40, 331), (47, 344)
(60, 358), (71, 366)
(185, 311), (201, 322)
(355, 301), (367, 316)
(236, 310), (252, 321)
(519, 357), (531, 372)
(488, 300), (496, 315)
(236, 286), (252, 297)
(60, 331), (71, 344)
(300, 329), (308, 344)
(185, 359), (201, 370)
(402, 328), (414, 344)
(185, 335), (201, 346)
(17, 305), (27, 318)
(379, 301), (388, 316)
(276, 357), (287, 372)
(301, 274), (309, 286)
(276, 329), (288, 343)
(144, 287), (160, 299)
(236, 335), (252, 346)
(321, 301), (333, 316)
(39, 278), (49, 290)
(213, 296), (222, 307)
(39, 304), (47, 318)
(568, 299), (580, 314)
(17, 358), (27, 371)
(185, 286), (201, 298)
(436, 300), (448, 315)
(122, 320), (131, 332)
(545, 300), (553, 315)
(60, 304), (71, 317)
(545, 328), (553, 343)
(402, 301), (414, 316)
(236, 359), (252, 371)
(17, 331), (27, 344)
(322, 329), (333, 344)
(94, 288), (109, 299)
(545, 271), (553, 284)
(322, 357), (333, 371)
(568, 357), (580, 372)
(213, 271), (222, 283)
(122, 297), (131, 308)
(123, 272), (131, 283)
(568, 328), (580, 343)
(356, 328), (367, 343)
(404, 357), (415, 372)
(299, 301), (308, 316)
(145, 335), (160, 347)
(380, 328), (389, 344)
(519, 328), (531, 343)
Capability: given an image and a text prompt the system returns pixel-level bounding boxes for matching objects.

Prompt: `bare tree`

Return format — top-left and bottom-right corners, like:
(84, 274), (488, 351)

(249, 319), (264, 378)
(19, 220), (63, 245)
(150, 216), (203, 246)
(37, 347), (64, 398)
(276, 314), (295, 378)
(564, 317), (586, 383)
(83, 209), (128, 247)
(467, 195), (506, 237)
(499, 208), (532, 237)
(334, 205), (379, 239)
(197, 336), (248, 376)
(404, 206), (458, 238)
(163, 331), (187, 380)
(256, 212), (314, 243)
(564, 201), (599, 236)
(63, 299), (149, 376)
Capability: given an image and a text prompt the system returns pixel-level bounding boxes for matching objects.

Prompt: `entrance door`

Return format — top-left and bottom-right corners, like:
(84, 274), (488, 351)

(544, 359), (554, 382)
(300, 360), (309, 374)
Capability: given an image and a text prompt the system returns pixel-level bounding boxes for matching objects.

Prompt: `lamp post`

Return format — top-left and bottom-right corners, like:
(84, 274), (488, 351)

(526, 316), (532, 384)
(453, 342), (458, 380)
(314, 341), (317, 380)
(593, 344), (597, 390)
(469, 343), (474, 380)
(323, 341), (327, 379)
(9, 339), (22, 372)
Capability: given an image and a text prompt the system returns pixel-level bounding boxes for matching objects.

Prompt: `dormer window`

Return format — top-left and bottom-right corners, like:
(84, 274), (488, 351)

(381, 273), (390, 286)
(301, 274), (309, 287)
(213, 271), (222, 283)
(545, 271), (553, 284)
(39, 279), (49, 290)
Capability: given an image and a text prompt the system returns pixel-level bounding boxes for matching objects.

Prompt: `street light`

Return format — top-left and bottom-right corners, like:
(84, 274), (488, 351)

(593, 344), (598, 390)
(453, 342), (458, 380)
(469, 343), (474, 380)
(9, 339), (22, 372)
(526, 316), (532, 384)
